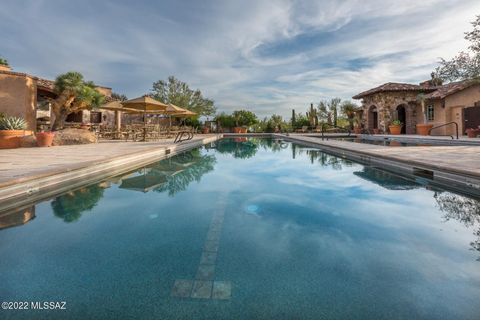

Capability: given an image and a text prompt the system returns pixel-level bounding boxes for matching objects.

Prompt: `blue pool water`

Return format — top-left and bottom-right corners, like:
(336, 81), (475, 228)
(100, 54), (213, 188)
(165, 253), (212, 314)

(1, 138), (480, 319)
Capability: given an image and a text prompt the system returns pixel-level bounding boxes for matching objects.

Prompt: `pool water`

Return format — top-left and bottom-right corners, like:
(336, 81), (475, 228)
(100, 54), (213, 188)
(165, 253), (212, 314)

(1, 138), (480, 319)
(332, 137), (438, 146)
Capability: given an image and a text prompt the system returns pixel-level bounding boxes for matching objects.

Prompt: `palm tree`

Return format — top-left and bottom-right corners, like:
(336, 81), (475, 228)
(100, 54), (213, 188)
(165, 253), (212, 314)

(50, 72), (104, 130)
(341, 101), (357, 129)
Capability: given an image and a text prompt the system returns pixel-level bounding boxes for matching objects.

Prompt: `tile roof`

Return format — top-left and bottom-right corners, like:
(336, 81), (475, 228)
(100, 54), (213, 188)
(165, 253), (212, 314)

(352, 82), (435, 99)
(424, 80), (477, 99)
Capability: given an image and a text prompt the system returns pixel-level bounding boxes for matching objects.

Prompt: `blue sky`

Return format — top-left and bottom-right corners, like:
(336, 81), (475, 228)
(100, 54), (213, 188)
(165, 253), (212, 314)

(1, 0), (479, 118)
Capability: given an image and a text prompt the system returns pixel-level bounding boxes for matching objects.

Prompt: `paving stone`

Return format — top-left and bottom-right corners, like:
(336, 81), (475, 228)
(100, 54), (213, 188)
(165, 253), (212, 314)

(200, 251), (217, 265)
(171, 279), (193, 298)
(196, 264), (215, 280)
(212, 281), (231, 300)
(191, 280), (212, 299)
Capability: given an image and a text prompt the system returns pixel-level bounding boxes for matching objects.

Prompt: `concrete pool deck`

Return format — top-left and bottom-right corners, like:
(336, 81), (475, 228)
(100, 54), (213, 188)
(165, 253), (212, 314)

(0, 134), (222, 212)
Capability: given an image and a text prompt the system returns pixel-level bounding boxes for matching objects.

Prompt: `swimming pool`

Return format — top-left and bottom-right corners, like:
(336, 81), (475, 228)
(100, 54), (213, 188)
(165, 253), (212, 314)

(1, 138), (479, 319)
(330, 137), (440, 146)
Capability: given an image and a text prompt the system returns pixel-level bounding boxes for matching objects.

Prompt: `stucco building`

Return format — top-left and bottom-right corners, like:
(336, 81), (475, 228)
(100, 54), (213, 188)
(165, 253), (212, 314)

(0, 65), (115, 131)
(352, 79), (480, 136)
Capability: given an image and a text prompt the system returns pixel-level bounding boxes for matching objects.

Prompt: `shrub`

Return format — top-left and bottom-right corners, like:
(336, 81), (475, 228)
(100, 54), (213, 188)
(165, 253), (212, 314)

(0, 116), (27, 130)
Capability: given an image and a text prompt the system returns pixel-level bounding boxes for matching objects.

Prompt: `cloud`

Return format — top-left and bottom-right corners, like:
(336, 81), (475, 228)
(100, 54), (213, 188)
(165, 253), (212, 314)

(1, 0), (479, 118)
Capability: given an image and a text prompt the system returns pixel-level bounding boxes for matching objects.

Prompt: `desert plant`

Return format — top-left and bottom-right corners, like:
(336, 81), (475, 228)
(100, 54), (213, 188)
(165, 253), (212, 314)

(0, 116), (27, 130)
(391, 119), (402, 126)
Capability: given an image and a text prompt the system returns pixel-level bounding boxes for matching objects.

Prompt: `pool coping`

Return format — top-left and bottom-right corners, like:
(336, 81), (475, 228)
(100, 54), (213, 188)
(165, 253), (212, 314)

(0, 135), (222, 214)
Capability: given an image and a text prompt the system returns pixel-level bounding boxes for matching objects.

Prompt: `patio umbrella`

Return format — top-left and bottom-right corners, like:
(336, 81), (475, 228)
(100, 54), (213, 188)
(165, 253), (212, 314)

(119, 168), (167, 193)
(121, 95), (169, 141)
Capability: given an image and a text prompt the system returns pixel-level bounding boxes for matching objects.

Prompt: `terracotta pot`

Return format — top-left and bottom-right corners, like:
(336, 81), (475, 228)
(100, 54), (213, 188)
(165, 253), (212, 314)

(389, 125), (402, 135)
(0, 130), (25, 149)
(466, 128), (480, 138)
(233, 127), (247, 133)
(202, 127), (210, 134)
(36, 132), (55, 147)
(373, 128), (380, 134)
(416, 124), (433, 136)
(353, 127), (362, 134)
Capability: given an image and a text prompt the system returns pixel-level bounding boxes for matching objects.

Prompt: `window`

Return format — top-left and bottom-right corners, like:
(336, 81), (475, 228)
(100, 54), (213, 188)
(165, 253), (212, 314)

(427, 105), (434, 121)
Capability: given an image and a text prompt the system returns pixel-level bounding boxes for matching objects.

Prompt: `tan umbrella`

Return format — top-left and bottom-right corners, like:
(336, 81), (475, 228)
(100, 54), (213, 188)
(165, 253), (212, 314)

(121, 95), (169, 141)
(164, 104), (197, 126)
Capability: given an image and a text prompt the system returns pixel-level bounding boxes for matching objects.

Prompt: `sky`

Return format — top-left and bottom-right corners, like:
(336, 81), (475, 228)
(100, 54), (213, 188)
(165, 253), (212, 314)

(1, 0), (479, 118)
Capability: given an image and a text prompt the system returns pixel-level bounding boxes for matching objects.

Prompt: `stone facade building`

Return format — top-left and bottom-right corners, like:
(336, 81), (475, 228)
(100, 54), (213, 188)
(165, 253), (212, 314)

(352, 79), (480, 136)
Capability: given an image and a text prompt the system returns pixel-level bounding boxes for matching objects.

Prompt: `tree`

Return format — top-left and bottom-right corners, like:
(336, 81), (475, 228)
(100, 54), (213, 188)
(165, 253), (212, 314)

(341, 100), (357, 129)
(329, 98), (341, 127)
(317, 100), (329, 123)
(434, 15), (480, 82)
(151, 76), (216, 117)
(111, 92), (128, 101)
(0, 56), (8, 66)
(50, 72), (105, 130)
(232, 110), (258, 127)
(215, 112), (236, 130)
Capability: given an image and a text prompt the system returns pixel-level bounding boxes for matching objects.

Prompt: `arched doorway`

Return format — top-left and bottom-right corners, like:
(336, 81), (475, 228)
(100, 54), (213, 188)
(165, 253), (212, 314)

(396, 105), (406, 134)
(368, 105), (378, 131)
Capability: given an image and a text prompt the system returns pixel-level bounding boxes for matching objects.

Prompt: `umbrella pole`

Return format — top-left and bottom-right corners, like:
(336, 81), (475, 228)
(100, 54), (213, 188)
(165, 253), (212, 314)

(143, 112), (147, 142)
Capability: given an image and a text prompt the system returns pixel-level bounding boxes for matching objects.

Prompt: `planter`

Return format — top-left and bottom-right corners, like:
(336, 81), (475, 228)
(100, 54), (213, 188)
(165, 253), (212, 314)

(353, 127), (362, 134)
(466, 128), (480, 138)
(202, 127), (210, 134)
(372, 128), (380, 134)
(36, 132), (55, 147)
(233, 127), (247, 133)
(0, 130), (25, 149)
(389, 125), (402, 135)
(416, 124), (433, 136)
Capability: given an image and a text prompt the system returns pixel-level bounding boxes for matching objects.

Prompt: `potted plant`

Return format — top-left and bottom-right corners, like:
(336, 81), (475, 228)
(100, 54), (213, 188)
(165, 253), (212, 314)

(233, 110), (257, 133)
(202, 126), (210, 134)
(466, 126), (480, 138)
(36, 131), (55, 147)
(416, 93), (433, 135)
(0, 116), (27, 149)
(389, 120), (402, 135)
(353, 114), (362, 134)
(373, 128), (380, 134)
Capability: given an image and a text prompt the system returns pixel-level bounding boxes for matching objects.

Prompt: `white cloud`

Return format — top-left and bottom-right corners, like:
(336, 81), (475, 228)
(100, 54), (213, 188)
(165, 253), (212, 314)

(1, 0), (479, 118)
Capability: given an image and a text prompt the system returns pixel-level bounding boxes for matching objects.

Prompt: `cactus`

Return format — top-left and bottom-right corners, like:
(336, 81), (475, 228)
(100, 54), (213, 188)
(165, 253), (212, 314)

(0, 116), (27, 130)
(306, 103), (318, 127)
(291, 109), (296, 125)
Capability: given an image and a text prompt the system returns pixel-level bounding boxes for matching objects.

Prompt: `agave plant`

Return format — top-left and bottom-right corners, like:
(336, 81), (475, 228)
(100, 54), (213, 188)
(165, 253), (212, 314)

(0, 116), (27, 130)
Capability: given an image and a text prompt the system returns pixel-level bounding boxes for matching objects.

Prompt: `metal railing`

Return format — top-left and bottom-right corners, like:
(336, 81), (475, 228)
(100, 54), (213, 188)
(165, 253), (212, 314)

(428, 121), (459, 139)
(321, 124), (351, 138)
(174, 130), (194, 143)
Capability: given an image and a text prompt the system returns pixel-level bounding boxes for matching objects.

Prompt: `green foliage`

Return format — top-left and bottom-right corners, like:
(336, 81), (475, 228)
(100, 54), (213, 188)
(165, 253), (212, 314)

(215, 112), (236, 129)
(0, 57), (8, 66)
(341, 100), (358, 129)
(51, 184), (105, 223)
(51, 72), (105, 129)
(434, 15), (480, 82)
(111, 92), (128, 101)
(391, 119), (402, 126)
(0, 116), (27, 130)
(151, 76), (216, 117)
(215, 138), (259, 159)
(293, 112), (310, 128)
(184, 117), (201, 128)
(232, 109), (258, 127)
